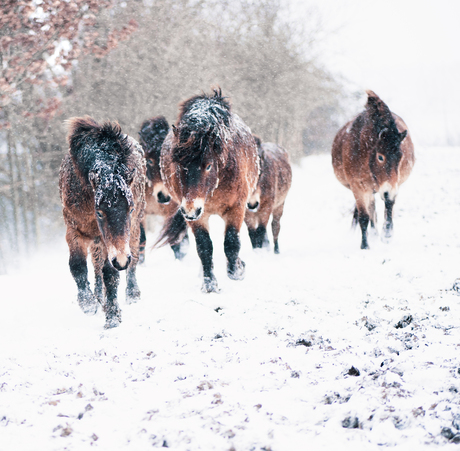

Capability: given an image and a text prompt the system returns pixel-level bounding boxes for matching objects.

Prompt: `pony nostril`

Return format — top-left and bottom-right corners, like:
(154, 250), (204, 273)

(180, 206), (186, 216)
(248, 201), (259, 211)
(157, 191), (171, 204)
(111, 255), (131, 271)
(195, 207), (202, 218)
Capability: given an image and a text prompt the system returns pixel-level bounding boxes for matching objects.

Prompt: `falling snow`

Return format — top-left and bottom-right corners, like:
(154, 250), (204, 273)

(1, 146), (460, 450)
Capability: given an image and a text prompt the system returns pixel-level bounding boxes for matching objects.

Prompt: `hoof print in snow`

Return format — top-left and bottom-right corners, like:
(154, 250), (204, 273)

(347, 366), (360, 377)
(342, 416), (360, 429)
(395, 314), (413, 329)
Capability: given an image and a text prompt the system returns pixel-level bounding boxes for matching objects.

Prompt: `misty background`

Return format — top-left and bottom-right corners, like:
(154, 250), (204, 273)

(0, 0), (458, 274)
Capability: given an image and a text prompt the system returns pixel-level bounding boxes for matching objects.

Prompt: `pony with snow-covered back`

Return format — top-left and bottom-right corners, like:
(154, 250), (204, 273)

(331, 90), (415, 249)
(59, 116), (146, 329)
(138, 116), (189, 262)
(156, 88), (259, 292)
(245, 135), (292, 254)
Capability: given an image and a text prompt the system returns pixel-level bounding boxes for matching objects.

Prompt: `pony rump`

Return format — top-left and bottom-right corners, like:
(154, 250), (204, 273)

(172, 88), (232, 166)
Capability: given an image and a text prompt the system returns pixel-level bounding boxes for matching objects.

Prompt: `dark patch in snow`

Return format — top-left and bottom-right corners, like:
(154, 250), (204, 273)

(291, 371), (300, 378)
(348, 366), (360, 377)
(395, 314), (413, 329)
(295, 339), (312, 347)
(441, 427), (455, 440)
(214, 307), (222, 313)
(324, 393), (350, 405)
(440, 306), (450, 312)
(342, 416), (360, 429)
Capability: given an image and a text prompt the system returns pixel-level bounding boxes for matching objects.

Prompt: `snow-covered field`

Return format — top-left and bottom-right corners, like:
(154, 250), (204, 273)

(1, 146), (460, 450)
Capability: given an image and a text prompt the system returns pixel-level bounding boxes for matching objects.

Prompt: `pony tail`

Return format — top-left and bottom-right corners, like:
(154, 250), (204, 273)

(153, 209), (188, 249)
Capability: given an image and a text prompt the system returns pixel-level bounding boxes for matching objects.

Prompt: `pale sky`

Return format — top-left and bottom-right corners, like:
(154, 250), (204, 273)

(292, 0), (460, 146)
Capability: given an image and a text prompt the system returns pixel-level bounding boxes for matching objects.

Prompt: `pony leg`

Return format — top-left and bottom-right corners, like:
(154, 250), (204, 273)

(383, 192), (395, 240)
(66, 229), (98, 315)
(102, 259), (122, 329)
(192, 224), (219, 293)
(138, 221), (146, 264)
(171, 232), (189, 260)
(126, 220), (142, 304)
(352, 191), (372, 250)
(90, 239), (106, 306)
(224, 225), (245, 280)
(272, 203), (285, 254)
(246, 207), (270, 250)
(356, 202), (370, 250)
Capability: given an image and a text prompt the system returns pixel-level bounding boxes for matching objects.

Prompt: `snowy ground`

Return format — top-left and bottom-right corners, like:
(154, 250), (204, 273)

(1, 146), (460, 450)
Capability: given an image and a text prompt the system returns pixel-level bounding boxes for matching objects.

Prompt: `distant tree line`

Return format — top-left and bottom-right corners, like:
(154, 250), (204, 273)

(0, 0), (346, 272)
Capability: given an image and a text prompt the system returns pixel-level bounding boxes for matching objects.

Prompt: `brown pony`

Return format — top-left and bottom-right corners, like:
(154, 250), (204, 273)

(331, 90), (415, 249)
(59, 116), (146, 329)
(245, 136), (292, 253)
(138, 116), (188, 262)
(157, 89), (259, 292)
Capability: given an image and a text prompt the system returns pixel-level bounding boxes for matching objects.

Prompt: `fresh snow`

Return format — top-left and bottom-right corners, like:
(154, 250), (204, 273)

(1, 146), (460, 450)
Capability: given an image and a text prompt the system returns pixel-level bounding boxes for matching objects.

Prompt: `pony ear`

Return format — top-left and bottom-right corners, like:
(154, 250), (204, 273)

(399, 130), (408, 142)
(88, 171), (99, 190)
(172, 124), (179, 138)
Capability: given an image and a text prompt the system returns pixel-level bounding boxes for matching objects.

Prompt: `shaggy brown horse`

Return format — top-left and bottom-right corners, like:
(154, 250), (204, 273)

(59, 116), (146, 329)
(332, 90), (415, 249)
(138, 116), (188, 262)
(157, 89), (259, 292)
(245, 136), (292, 253)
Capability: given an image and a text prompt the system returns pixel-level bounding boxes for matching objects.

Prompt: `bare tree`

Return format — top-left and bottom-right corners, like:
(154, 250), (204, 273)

(0, 0), (137, 272)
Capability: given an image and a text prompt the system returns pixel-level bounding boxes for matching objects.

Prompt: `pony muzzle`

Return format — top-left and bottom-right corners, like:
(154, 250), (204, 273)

(108, 245), (132, 271)
(180, 198), (204, 221)
(153, 183), (171, 204)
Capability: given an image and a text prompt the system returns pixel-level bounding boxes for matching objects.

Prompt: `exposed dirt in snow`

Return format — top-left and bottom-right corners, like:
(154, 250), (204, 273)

(1, 147), (460, 450)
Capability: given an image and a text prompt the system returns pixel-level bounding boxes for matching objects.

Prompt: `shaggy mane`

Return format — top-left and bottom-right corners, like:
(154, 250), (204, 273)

(66, 116), (132, 182)
(173, 88), (233, 166)
(365, 90), (400, 142)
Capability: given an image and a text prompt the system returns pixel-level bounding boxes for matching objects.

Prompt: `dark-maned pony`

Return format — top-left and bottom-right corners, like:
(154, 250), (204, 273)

(156, 89), (259, 292)
(138, 116), (188, 262)
(331, 90), (415, 249)
(245, 136), (292, 254)
(59, 116), (146, 329)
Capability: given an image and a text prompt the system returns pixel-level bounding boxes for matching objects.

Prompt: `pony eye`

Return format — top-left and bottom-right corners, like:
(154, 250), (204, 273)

(205, 164), (212, 171)
(378, 154), (385, 162)
(147, 158), (154, 166)
(96, 210), (103, 219)
(130, 208), (134, 215)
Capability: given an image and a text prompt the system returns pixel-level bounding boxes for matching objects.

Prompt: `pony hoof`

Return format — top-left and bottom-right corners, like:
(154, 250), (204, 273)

(78, 291), (98, 315)
(227, 259), (246, 280)
(104, 316), (121, 329)
(126, 288), (141, 304)
(202, 277), (220, 293)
